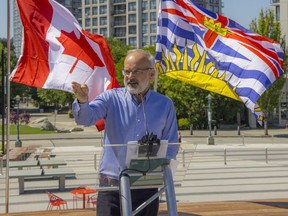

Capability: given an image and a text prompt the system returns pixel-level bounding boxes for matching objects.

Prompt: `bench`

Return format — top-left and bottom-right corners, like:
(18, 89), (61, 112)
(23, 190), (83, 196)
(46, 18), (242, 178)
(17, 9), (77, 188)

(38, 160), (67, 168)
(9, 167), (75, 194)
(9, 160), (67, 170)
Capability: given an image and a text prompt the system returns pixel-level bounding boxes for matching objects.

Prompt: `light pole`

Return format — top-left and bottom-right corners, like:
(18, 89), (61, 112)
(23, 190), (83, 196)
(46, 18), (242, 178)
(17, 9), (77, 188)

(15, 95), (22, 147)
(207, 94), (214, 145)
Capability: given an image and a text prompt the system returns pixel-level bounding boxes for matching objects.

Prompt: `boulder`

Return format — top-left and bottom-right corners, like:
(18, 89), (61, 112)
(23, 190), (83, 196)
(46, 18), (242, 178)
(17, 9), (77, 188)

(41, 120), (57, 131)
(70, 127), (84, 132)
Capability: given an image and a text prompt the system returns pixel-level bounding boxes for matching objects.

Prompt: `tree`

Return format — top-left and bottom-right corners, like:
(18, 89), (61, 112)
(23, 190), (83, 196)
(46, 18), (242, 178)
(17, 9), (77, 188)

(0, 38), (30, 108)
(37, 88), (74, 110)
(105, 37), (132, 87)
(249, 9), (287, 119)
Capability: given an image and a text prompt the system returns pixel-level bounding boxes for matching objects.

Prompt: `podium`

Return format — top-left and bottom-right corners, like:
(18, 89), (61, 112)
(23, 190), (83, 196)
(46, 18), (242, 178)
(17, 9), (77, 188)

(120, 158), (178, 216)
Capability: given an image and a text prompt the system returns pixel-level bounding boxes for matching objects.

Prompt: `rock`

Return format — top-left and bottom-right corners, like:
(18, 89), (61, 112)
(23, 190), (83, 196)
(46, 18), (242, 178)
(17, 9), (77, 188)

(30, 117), (48, 124)
(41, 120), (57, 131)
(70, 127), (84, 132)
(57, 128), (71, 133)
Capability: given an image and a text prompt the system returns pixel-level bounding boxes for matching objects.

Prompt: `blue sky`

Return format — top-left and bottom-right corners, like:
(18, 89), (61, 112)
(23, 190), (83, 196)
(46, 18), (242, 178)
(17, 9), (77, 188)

(0, 0), (271, 39)
(222, 0), (270, 28)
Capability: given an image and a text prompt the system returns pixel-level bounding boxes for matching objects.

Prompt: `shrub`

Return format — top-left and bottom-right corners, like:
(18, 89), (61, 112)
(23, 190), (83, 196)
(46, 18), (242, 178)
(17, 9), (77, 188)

(68, 110), (74, 118)
(178, 118), (190, 130)
(10, 111), (18, 124)
(19, 112), (31, 124)
(10, 111), (31, 124)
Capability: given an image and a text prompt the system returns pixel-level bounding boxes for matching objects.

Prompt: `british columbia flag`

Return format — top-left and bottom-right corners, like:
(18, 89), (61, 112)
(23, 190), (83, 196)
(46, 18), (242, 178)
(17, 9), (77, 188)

(155, 0), (284, 124)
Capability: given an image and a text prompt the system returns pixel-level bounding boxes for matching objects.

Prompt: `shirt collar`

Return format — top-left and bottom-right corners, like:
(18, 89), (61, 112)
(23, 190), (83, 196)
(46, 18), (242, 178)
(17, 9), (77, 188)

(126, 88), (152, 104)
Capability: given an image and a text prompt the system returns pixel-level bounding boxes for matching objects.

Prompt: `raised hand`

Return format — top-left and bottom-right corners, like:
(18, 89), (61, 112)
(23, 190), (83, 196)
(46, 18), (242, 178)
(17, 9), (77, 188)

(72, 81), (89, 103)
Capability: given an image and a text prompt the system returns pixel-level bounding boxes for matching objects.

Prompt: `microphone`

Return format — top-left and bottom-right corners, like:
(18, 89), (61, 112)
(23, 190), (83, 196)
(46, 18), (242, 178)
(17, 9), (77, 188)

(137, 93), (160, 157)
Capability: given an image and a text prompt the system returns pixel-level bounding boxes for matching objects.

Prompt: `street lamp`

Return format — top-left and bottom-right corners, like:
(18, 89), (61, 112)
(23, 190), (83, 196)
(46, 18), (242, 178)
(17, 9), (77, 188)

(15, 95), (22, 147)
(207, 94), (214, 145)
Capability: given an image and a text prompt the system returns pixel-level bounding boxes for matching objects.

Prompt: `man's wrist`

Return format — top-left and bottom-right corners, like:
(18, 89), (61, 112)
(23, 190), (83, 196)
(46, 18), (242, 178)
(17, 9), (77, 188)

(77, 99), (87, 104)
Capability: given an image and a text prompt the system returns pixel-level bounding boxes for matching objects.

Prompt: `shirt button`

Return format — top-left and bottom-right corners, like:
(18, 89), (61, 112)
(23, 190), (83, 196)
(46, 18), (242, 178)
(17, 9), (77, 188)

(136, 134), (139, 137)
(137, 119), (140, 123)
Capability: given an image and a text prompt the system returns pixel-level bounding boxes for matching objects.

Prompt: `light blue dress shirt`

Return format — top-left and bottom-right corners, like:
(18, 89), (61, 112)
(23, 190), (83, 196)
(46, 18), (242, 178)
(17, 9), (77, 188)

(72, 88), (179, 179)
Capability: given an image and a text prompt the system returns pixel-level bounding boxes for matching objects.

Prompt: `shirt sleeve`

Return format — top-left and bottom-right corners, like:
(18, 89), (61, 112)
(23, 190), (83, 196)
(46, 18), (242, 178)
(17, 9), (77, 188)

(72, 92), (109, 126)
(163, 100), (179, 159)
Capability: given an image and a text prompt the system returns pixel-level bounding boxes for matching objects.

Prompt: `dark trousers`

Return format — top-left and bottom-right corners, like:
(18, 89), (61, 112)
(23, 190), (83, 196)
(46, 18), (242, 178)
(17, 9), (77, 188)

(97, 188), (159, 216)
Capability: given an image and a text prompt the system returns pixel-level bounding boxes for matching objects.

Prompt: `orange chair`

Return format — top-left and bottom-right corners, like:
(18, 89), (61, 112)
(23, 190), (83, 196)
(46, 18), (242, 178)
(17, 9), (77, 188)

(87, 194), (97, 208)
(47, 192), (68, 210)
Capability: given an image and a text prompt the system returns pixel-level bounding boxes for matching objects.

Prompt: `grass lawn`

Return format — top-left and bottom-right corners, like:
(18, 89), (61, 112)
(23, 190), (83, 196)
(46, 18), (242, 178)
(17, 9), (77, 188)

(0, 124), (56, 135)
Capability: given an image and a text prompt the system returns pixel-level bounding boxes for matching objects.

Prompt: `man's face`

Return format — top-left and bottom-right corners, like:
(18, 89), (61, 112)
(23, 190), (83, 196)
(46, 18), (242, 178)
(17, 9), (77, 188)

(123, 53), (154, 95)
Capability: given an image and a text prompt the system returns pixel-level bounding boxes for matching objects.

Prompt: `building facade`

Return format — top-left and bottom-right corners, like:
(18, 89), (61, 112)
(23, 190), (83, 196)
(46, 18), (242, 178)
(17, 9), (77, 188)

(82, 0), (223, 47)
(270, 0), (288, 126)
(12, 0), (82, 57)
(271, 0), (288, 44)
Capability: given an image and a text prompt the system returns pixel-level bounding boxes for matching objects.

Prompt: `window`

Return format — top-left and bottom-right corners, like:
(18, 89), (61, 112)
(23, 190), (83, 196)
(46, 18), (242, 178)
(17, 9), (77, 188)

(92, 29), (98, 34)
(142, 13), (148, 22)
(129, 26), (137, 34)
(100, 28), (107, 36)
(150, 12), (156, 21)
(150, 24), (156, 33)
(114, 5), (126, 14)
(93, 18), (98, 26)
(99, 0), (107, 3)
(114, 28), (126, 37)
(100, 17), (107, 26)
(85, 0), (90, 5)
(92, 7), (98, 15)
(128, 2), (136, 11)
(92, 0), (97, 4)
(150, 0), (156, 10)
(276, 5), (280, 21)
(128, 14), (136, 23)
(142, 36), (148, 46)
(150, 36), (156, 45)
(142, 1), (148, 10)
(100, 5), (107, 14)
(114, 17), (126, 26)
(85, 8), (90, 16)
(85, 18), (91, 27)
(142, 24), (148, 34)
(129, 37), (137, 46)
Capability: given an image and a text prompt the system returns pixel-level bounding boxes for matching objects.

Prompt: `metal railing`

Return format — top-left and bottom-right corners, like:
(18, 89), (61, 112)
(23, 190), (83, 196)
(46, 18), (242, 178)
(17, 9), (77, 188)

(181, 147), (288, 167)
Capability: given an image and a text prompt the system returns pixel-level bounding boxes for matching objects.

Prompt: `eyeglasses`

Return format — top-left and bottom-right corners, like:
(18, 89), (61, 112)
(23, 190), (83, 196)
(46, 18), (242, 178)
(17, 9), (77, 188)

(122, 68), (153, 76)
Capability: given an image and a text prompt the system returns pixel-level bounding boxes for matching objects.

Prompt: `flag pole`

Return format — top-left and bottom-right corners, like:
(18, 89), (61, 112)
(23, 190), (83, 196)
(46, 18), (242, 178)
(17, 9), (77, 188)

(5, 0), (11, 213)
(154, 0), (162, 93)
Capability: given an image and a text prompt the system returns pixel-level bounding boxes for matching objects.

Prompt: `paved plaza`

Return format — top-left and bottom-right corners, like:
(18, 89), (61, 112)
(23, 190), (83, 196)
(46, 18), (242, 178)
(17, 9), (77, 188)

(1, 114), (288, 214)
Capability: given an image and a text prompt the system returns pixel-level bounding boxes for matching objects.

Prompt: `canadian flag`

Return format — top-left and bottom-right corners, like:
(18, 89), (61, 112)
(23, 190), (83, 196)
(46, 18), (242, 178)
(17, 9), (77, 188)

(11, 0), (119, 130)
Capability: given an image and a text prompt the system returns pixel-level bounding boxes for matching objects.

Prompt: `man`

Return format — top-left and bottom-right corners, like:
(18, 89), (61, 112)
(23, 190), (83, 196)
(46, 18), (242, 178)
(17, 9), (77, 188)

(72, 49), (179, 216)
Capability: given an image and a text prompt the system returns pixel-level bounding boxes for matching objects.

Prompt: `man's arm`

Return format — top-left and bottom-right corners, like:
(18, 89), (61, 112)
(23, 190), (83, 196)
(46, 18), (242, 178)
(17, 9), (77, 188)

(71, 81), (107, 126)
(163, 101), (179, 159)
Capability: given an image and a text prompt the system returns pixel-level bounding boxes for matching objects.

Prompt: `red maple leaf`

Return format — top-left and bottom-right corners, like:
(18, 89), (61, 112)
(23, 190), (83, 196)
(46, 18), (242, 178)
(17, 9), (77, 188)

(57, 30), (104, 73)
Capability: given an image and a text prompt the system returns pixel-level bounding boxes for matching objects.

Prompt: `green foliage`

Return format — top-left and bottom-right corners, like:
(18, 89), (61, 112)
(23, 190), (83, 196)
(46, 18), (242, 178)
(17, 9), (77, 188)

(157, 72), (242, 128)
(37, 88), (74, 108)
(250, 9), (287, 115)
(0, 39), (36, 107)
(68, 109), (74, 118)
(105, 37), (133, 87)
(178, 118), (190, 130)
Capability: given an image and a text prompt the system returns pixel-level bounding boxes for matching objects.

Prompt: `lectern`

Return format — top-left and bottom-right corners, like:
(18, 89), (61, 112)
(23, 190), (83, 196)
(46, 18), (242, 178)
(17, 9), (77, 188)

(120, 158), (178, 216)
